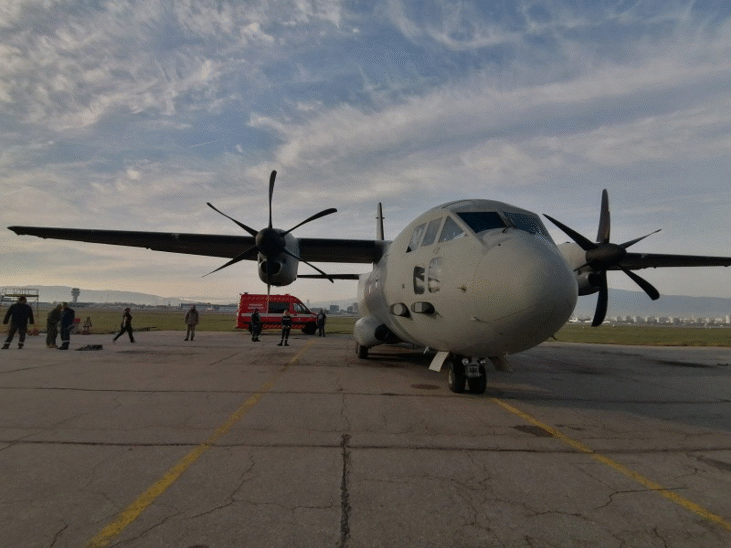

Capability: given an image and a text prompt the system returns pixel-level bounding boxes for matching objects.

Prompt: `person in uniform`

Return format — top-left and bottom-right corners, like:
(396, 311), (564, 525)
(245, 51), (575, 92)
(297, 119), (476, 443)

(113, 307), (135, 343)
(46, 304), (63, 347)
(2, 296), (35, 349)
(277, 310), (292, 346)
(58, 302), (75, 350)
(316, 309), (327, 337)
(184, 305), (199, 341)
(250, 309), (262, 342)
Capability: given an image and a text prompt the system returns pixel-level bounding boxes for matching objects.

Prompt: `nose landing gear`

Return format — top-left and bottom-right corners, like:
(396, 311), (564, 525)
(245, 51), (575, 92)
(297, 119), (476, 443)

(447, 356), (487, 395)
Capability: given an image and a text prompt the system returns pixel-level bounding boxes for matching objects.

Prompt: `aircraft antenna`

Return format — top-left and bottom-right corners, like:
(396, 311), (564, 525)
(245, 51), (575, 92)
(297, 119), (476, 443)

(376, 203), (385, 241)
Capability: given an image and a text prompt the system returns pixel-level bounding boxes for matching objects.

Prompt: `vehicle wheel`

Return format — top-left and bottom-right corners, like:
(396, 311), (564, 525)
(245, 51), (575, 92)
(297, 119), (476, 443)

(448, 360), (466, 394)
(302, 323), (317, 335)
(356, 344), (368, 359)
(467, 365), (487, 395)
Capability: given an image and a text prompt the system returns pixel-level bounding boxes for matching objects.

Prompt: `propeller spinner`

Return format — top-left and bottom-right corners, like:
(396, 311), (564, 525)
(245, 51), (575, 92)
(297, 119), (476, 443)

(545, 189), (661, 327)
(204, 170), (336, 290)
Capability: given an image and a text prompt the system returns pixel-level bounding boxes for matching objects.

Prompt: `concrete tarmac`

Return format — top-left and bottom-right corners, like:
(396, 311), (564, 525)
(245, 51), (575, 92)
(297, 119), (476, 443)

(1, 330), (730, 547)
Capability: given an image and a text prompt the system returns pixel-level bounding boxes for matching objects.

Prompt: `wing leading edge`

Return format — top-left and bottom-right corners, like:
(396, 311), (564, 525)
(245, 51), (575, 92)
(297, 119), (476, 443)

(7, 226), (387, 264)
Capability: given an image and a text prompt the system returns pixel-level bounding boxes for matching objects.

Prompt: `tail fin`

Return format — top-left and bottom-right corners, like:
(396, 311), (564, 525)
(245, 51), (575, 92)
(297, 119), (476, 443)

(376, 202), (385, 241)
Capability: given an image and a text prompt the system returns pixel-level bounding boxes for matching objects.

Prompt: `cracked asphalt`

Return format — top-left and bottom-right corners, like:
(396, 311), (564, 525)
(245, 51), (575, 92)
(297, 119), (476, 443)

(1, 331), (730, 547)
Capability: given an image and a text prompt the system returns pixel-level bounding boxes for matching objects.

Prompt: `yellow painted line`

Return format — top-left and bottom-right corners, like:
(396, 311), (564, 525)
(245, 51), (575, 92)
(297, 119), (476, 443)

(491, 398), (731, 532)
(85, 340), (316, 548)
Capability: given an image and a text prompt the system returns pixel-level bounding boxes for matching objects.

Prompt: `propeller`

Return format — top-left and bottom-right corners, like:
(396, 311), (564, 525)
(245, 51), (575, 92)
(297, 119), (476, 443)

(544, 189), (661, 327)
(204, 170), (337, 290)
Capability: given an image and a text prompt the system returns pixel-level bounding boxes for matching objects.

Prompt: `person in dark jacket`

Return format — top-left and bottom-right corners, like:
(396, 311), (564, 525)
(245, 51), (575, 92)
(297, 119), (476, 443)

(184, 305), (199, 341)
(316, 309), (327, 337)
(58, 302), (75, 350)
(277, 310), (292, 346)
(3, 296), (35, 349)
(113, 308), (135, 343)
(250, 309), (262, 342)
(46, 304), (63, 348)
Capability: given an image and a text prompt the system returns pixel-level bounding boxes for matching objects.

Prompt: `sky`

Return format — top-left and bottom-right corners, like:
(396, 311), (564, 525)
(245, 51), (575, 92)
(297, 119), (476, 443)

(2, 0), (731, 306)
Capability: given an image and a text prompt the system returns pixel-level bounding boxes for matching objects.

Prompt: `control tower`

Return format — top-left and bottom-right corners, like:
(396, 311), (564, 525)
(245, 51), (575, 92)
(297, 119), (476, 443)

(71, 288), (80, 303)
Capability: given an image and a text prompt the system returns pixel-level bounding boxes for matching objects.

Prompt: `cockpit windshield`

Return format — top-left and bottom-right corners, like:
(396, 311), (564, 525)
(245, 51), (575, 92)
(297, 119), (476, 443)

(455, 212), (506, 234)
(502, 212), (553, 240)
(454, 210), (556, 247)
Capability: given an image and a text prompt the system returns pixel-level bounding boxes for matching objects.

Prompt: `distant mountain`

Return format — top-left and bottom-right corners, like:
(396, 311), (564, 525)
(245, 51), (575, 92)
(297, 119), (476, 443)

(6, 286), (186, 306)
(6, 285), (730, 318)
(573, 288), (731, 319)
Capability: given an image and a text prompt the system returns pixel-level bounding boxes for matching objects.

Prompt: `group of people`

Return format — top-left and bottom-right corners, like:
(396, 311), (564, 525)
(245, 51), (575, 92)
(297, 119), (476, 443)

(4, 300), (328, 349)
(249, 308), (327, 345)
(2, 297), (76, 350)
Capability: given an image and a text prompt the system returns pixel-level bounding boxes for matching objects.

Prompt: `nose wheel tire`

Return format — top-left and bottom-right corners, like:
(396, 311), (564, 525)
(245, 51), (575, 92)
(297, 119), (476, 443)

(356, 343), (369, 359)
(448, 360), (466, 393)
(467, 365), (487, 395)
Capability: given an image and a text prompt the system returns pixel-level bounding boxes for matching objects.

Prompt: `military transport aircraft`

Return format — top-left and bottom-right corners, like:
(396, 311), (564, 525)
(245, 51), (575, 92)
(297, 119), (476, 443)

(9, 171), (731, 394)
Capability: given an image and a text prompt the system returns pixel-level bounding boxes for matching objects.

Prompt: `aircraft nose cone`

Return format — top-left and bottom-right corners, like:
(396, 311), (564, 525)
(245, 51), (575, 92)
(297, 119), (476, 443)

(470, 234), (577, 353)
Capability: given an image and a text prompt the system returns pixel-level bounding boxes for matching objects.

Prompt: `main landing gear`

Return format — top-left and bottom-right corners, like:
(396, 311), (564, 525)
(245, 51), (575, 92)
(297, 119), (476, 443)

(447, 356), (487, 395)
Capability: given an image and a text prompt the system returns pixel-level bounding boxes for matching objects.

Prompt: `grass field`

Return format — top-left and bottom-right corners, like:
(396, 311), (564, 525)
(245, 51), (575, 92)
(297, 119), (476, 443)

(554, 324), (731, 347)
(8, 305), (731, 346)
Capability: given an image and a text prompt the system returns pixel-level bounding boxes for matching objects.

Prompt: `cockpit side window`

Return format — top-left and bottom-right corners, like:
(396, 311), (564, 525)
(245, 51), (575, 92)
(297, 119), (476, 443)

(421, 218), (442, 247)
(438, 216), (464, 243)
(407, 223), (426, 252)
(455, 212), (506, 234)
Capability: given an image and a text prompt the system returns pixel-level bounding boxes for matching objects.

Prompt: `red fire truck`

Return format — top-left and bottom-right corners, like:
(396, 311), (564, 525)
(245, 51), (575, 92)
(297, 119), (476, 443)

(237, 293), (319, 334)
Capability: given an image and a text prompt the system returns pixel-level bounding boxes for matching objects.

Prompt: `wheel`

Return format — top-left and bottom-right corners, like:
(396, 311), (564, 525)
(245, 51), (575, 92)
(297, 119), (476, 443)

(467, 365), (487, 395)
(448, 360), (466, 393)
(302, 323), (317, 335)
(356, 343), (369, 359)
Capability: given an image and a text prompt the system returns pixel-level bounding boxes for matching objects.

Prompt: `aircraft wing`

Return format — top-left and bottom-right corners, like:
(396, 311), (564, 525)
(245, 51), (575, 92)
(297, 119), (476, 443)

(616, 252), (731, 270)
(7, 226), (386, 264)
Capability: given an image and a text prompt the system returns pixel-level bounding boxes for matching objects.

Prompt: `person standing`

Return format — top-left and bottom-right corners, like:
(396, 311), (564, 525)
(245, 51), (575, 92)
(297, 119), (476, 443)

(2, 296), (35, 349)
(250, 309), (262, 342)
(184, 305), (199, 341)
(46, 303), (63, 348)
(277, 309), (292, 346)
(58, 302), (75, 350)
(113, 307), (135, 343)
(82, 316), (93, 335)
(316, 309), (327, 337)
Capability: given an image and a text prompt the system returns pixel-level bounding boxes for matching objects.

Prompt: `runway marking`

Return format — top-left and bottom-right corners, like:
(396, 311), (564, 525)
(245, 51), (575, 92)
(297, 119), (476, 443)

(84, 340), (316, 548)
(492, 398), (731, 532)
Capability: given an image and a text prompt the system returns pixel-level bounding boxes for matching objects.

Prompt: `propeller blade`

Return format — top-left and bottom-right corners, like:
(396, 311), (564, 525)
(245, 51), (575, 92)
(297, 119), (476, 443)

(592, 270), (609, 327)
(620, 229), (661, 250)
(597, 189), (611, 244)
(282, 208), (338, 236)
(203, 245), (259, 277)
(207, 203), (258, 237)
(544, 215), (597, 251)
(619, 266), (660, 300)
(282, 248), (334, 282)
(268, 170), (276, 229)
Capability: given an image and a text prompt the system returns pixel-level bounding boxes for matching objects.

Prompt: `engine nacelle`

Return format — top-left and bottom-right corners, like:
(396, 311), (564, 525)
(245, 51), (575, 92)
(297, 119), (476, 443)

(353, 315), (400, 348)
(256, 232), (299, 286)
(576, 271), (603, 296)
